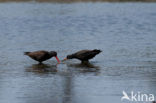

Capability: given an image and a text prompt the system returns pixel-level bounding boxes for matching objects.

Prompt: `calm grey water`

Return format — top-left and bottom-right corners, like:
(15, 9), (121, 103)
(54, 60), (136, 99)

(0, 2), (156, 103)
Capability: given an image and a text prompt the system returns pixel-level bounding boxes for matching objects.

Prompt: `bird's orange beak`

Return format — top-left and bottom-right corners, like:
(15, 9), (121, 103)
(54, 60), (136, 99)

(55, 56), (60, 63)
(63, 58), (67, 61)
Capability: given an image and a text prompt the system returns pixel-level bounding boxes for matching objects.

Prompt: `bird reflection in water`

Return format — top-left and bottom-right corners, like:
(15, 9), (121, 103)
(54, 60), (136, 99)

(25, 63), (57, 73)
(66, 62), (100, 73)
(61, 62), (100, 103)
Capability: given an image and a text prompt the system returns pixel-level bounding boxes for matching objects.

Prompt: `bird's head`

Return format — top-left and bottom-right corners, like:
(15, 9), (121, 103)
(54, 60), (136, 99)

(63, 54), (75, 61)
(49, 51), (60, 63)
(49, 51), (57, 56)
(67, 54), (75, 59)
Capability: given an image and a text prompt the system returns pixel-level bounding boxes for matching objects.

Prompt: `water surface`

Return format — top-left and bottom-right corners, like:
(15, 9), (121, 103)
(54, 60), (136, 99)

(0, 2), (156, 103)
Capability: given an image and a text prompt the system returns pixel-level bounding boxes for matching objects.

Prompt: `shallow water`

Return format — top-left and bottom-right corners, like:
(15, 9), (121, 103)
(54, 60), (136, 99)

(0, 2), (156, 103)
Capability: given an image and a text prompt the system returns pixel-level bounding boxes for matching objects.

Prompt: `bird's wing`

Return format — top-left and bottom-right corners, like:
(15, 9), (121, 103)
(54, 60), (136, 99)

(75, 50), (90, 56)
(75, 50), (96, 59)
(28, 51), (47, 59)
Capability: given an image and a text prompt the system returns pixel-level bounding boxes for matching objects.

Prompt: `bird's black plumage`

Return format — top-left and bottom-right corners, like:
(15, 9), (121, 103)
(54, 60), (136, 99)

(24, 50), (59, 63)
(66, 49), (102, 62)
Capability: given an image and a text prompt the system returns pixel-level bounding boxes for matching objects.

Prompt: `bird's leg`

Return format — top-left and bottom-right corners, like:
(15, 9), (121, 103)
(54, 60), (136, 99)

(38, 62), (43, 65)
(81, 60), (89, 64)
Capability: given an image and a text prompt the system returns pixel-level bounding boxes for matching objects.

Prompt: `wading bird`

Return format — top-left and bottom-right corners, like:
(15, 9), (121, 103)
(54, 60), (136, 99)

(24, 50), (60, 64)
(63, 49), (101, 63)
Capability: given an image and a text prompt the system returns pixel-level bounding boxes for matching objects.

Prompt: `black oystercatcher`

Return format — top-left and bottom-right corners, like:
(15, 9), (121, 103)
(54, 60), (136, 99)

(63, 49), (102, 63)
(24, 50), (60, 64)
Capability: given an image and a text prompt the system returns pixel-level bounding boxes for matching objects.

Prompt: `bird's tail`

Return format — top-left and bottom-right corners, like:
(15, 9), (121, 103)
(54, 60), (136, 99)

(93, 49), (102, 54)
(24, 52), (30, 55)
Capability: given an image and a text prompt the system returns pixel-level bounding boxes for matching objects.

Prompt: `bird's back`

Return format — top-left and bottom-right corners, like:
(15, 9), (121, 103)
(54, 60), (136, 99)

(74, 49), (101, 61)
(24, 50), (50, 62)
